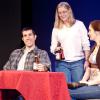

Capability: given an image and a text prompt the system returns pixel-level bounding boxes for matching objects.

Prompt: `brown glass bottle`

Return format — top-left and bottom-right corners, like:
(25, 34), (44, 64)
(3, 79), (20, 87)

(33, 53), (40, 72)
(55, 42), (65, 60)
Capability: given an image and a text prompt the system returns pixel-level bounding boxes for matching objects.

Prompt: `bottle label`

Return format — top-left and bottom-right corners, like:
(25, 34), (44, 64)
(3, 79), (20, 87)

(33, 63), (38, 70)
(56, 53), (60, 60)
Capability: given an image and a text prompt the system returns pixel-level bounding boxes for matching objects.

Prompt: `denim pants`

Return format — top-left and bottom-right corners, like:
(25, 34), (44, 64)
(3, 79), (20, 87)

(55, 59), (84, 82)
(69, 85), (100, 99)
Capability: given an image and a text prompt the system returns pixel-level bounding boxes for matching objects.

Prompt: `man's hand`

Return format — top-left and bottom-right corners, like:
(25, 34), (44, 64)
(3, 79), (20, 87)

(37, 63), (48, 72)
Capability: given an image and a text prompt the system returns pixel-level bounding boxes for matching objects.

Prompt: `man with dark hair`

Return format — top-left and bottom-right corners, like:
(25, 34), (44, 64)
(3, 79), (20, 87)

(4, 27), (51, 71)
(3, 27), (51, 100)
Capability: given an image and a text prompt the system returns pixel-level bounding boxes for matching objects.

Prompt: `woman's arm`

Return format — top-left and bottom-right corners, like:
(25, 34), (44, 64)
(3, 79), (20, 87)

(84, 50), (90, 69)
(50, 28), (58, 54)
(87, 72), (100, 85)
(80, 67), (91, 82)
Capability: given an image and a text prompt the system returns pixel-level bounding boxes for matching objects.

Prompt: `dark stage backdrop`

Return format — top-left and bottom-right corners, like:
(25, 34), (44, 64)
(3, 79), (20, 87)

(0, 0), (21, 69)
(32, 0), (100, 71)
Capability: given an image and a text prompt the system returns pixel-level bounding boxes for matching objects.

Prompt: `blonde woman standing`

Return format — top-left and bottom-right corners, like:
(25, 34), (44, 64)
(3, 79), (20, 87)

(50, 2), (90, 82)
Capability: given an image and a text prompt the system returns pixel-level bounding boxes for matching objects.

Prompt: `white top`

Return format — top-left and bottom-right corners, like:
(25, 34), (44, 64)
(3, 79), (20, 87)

(89, 46), (99, 64)
(50, 20), (90, 62)
(17, 50), (29, 70)
(89, 53), (97, 64)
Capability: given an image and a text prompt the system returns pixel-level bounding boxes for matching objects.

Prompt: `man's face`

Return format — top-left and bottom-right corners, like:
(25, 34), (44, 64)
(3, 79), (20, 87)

(22, 30), (36, 48)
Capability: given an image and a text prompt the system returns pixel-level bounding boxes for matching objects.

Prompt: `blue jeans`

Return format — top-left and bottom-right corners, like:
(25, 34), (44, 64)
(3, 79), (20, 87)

(69, 85), (100, 99)
(55, 59), (84, 82)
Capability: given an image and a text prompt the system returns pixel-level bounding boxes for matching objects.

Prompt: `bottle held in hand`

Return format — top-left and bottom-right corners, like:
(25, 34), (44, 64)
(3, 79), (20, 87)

(55, 42), (65, 60)
(33, 53), (40, 72)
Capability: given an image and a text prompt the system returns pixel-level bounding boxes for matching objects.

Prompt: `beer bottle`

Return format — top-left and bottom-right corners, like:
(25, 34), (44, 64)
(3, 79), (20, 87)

(55, 42), (65, 60)
(33, 53), (40, 71)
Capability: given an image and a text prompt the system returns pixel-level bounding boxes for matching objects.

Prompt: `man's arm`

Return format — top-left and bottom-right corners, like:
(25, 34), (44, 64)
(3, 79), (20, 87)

(39, 50), (51, 71)
(3, 60), (11, 70)
(3, 49), (18, 70)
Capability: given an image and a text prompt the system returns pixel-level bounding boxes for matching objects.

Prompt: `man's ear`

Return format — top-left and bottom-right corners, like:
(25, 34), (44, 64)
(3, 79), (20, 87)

(22, 37), (24, 41)
(35, 35), (37, 40)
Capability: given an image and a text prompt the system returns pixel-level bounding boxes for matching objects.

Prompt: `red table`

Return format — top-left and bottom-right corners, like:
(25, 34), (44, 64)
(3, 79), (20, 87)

(0, 71), (71, 100)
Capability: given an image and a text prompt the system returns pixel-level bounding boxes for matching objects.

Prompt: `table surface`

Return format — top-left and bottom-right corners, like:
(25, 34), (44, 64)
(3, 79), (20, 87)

(0, 71), (71, 100)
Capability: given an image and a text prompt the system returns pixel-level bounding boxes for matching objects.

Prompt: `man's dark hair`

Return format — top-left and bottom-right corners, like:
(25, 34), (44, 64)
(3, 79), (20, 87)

(21, 27), (36, 35)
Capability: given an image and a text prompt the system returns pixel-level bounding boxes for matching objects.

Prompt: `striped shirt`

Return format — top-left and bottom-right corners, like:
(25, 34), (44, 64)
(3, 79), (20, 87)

(3, 46), (51, 71)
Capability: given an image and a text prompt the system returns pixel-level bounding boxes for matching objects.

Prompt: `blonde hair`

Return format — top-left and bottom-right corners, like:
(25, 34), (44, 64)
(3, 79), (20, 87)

(54, 2), (75, 29)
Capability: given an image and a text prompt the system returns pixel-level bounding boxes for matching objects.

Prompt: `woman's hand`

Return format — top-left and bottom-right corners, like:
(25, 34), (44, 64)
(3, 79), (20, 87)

(54, 47), (61, 52)
(79, 80), (88, 84)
